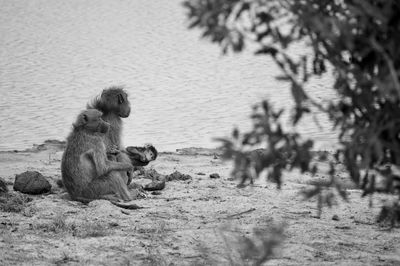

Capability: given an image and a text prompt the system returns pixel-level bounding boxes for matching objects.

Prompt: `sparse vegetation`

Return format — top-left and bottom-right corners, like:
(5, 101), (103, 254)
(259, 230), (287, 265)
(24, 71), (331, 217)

(196, 223), (285, 266)
(141, 221), (171, 266)
(54, 252), (79, 266)
(76, 220), (108, 238)
(0, 192), (32, 213)
(33, 213), (108, 238)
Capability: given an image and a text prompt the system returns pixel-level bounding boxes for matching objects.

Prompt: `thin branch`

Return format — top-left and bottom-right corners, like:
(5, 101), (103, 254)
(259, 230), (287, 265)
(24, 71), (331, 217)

(370, 38), (400, 99)
(226, 207), (256, 219)
(270, 54), (328, 113)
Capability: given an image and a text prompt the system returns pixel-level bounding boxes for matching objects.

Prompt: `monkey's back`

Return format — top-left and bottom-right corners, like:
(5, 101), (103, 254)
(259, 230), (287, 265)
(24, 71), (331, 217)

(61, 130), (106, 197)
(102, 113), (123, 150)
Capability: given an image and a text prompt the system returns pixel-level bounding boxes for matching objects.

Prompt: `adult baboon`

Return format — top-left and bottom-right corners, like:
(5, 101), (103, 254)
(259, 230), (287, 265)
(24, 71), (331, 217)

(87, 86), (133, 184)
(61, 109), (135, 205)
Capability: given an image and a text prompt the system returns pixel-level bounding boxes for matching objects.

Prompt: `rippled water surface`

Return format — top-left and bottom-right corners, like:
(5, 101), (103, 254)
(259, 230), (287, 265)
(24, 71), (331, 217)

(0, 0), (337, 152)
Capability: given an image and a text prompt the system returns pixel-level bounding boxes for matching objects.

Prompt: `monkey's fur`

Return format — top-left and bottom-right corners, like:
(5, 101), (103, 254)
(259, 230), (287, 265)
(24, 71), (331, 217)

(61, 109), (134, 203)
(87, 86), (133, 184)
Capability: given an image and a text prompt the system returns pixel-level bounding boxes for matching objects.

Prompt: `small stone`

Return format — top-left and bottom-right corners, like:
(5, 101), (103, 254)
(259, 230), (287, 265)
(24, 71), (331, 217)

(56, 179), (64, 188)
(332, 214), (340, 221)
(144, 180), (166, 191)
(196, 172), (206, 176)
(165, 171), (192, 181)
(209, 173), (221, 179)
(13, 171), (51, 195)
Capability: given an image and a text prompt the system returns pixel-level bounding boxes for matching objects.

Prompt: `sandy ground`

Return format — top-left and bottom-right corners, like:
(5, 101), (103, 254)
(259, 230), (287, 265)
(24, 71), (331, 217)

(0, 143), (399, 266)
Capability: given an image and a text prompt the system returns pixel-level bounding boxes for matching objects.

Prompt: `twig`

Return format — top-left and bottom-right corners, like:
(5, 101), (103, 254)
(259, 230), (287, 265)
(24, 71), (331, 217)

(226, 207), (256, 219)
(370, 38), (400, 98)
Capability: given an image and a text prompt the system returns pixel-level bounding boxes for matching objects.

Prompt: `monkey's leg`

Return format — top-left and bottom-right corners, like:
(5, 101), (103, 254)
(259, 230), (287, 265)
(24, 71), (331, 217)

(116, 151), (133, 185)
(73, 195), (142, 209)
(87, 172), (133, 201)
(73, 194), (119, 204)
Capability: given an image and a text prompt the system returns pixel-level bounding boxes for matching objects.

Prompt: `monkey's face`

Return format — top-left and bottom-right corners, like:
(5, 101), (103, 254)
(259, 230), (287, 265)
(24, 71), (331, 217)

(98, 88), (131, 118)
(116, 92), (131, 118)
(80, 109), (110, 134)
(143, 150), (154, 161)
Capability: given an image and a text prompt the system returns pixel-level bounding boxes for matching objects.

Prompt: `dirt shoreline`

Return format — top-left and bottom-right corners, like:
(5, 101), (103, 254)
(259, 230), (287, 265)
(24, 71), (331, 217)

(0, 142), (399, 265)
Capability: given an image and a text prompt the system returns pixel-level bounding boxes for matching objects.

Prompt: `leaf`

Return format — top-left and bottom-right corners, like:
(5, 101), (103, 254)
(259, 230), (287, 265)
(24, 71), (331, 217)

(213, 137), (234, 148)
(256, 46), (278, 56)
(261, 100), (270, 115)
(291, 83), (307, 106)
(275, 75), (291, 81)
(232, 128), (239, 140)
(188, 19), (201, 29)
(257, 11), (274, 23)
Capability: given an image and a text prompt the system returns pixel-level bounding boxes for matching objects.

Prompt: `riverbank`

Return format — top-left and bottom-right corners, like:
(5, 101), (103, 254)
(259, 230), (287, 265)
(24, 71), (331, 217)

(0, 142), (399, 265)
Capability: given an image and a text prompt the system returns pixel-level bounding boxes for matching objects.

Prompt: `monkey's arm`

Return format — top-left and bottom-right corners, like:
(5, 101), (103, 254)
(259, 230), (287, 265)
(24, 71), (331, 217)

(84, 148), (133, 177)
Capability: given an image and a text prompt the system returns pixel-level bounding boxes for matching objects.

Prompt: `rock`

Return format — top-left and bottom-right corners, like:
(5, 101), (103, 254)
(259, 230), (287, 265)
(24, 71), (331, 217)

(196, 172), (206, 176)
(210, 173), (221, 179)
(13, 171), (51, 195)
(332, 214), (340, 221)
(56, 179), (64, 188)
(0, 177), (8, 193)
(165, 171), (192, 181)
(144, 180), (166, 191)
(144, 169), (163, 180)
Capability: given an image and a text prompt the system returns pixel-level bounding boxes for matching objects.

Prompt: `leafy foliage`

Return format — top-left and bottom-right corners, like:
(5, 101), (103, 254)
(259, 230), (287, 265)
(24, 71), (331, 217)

(184, 0), (400, 223)
(197, 223), (285, 265)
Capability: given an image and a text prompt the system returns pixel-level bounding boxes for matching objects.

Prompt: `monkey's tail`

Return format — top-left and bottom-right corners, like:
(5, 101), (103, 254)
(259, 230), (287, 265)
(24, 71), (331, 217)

(72, 196), (143, 210)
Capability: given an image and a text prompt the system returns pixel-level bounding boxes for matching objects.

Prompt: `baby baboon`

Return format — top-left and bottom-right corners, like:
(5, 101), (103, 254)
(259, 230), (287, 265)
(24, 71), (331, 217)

(125, 144), (158, 166)
(61, 109), (134, 205)
(87, 86), (133, 184)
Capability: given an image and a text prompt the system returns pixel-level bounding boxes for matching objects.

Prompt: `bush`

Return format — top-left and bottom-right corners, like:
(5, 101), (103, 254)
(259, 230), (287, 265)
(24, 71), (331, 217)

(183, 0), (400, 222)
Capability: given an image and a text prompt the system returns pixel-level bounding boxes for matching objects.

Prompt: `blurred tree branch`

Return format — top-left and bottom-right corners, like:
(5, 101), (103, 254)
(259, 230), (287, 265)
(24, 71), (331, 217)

(184, 0), (400, 224)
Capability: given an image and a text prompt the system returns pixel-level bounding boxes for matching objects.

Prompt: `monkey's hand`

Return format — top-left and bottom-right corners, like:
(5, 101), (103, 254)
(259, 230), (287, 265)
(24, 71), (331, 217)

(108, 145), (121, 155)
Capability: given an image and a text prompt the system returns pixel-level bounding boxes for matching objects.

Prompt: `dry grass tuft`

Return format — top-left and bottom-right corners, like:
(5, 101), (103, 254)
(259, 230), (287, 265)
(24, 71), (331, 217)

(0, 192), (32, 213)
(33, 213), (108, 238)
(196, 222), (285, 266)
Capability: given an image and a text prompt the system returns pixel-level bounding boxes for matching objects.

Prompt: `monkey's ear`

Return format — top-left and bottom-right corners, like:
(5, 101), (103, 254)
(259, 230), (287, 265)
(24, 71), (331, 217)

(117, 93), (124, 104)
(73, 113), (87, 128)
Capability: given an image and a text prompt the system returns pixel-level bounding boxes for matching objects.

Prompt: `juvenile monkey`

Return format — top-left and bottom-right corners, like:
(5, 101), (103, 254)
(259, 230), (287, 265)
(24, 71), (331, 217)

(125, 144), (158, 166)
(61, 109), (134, 205)
(87, 86), (133, 184)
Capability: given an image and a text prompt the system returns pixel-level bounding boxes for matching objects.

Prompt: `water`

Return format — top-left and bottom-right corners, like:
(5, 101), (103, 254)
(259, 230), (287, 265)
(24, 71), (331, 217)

(0, 0), (336, 152)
